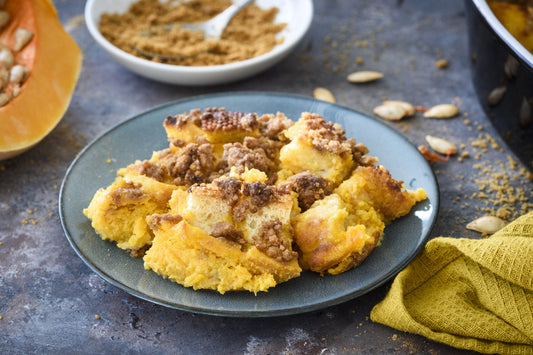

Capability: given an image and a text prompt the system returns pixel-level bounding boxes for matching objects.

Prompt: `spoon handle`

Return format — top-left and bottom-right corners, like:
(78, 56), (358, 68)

(206, 0), (254, 38)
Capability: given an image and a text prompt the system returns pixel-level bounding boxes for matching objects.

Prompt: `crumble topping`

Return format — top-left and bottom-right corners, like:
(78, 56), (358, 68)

(254, 219), (298, 262)
(109, 181), (144, 205)
(210, 222), (246, 246)
(278, 172), (332, 211)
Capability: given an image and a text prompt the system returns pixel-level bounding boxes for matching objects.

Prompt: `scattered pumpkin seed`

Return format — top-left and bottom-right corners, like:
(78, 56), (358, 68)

(347, 70), (383, 83)
(0, 46), (13, 68)
(373, 103), (406, 121)
(0, 92), (9, 107)
(504, 55), (519, 79)
(425, 135), (457, 155)
(487, 86), (506, 106)
(0, 10), (9, 30)
(14, 28), (33, 51)
(9, 64), (29, 84)
(466, 216), (506, 235)
(423, 104), (459, 118)
(313, 87), (335, 103)
(383, 100), (415, 116)
(519, 97), (531, 128)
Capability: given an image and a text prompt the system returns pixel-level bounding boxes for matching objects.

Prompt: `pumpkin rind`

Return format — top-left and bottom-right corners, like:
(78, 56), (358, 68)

(0, 0), (82, 160)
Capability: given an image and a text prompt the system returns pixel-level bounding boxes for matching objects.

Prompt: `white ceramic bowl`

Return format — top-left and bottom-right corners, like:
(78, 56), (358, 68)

(85, 0), (313, 86)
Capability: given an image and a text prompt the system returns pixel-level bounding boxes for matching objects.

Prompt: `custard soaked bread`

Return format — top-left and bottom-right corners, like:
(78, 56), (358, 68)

(84, 108), (427, 293)
(293, 166), (427, 275)
(144, 170), (301, 294)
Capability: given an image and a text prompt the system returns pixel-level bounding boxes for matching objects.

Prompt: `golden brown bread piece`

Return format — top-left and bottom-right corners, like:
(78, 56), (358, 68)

(144, 217), (301, 294)
(293, 166), (427, 275)
(163, 107), (260, 147)
(143, 169), (301, 293)
(83, 173), (179, 253)
(279, 112), (376, 187)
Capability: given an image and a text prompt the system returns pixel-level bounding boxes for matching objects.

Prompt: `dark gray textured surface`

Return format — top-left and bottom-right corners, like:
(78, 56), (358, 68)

(1, 0), (531, 354)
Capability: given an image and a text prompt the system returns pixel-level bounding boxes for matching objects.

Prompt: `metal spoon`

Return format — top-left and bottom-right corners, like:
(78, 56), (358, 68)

(135, 0), (254, 61)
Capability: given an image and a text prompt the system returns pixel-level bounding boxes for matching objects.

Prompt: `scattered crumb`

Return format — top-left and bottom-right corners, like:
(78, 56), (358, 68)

(95, 314), (100, 320)
(496, 207), (511, 219)
(435, 59), (448, 68)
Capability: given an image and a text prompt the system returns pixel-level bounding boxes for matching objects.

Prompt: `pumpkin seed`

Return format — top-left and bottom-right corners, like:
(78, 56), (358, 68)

(0, 46), (13, 68)
(425, 135), (457, 155)
(0, 10), (9, 30)
(423, 104), (459, 118)
(466, 216), (506, 234)
(519, 97), (531, 128)
(9, 64), (29, 84)
(373, 103), (406, 121)
(504, 55), (519, 79)
(0, 92), (9, 107)
(11, 83), (20, 98)
(347, 71), (383, 83)
(313, 87), (335, 103)
(14, 28), (33, 51)
(383, 100), (415, 116)
(487, 86), (506, 106)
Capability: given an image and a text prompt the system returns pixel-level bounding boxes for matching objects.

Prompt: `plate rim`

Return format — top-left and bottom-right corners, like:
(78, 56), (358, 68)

(59, 91), (440, 317)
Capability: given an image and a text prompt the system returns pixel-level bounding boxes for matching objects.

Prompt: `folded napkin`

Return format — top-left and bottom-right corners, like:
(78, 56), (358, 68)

(371, 211), (533, 354)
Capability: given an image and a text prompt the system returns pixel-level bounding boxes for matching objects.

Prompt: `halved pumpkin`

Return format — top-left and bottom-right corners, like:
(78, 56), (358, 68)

(0, 0), (82, 160)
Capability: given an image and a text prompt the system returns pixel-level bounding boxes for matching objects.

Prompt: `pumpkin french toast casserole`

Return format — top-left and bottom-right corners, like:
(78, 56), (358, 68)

(84, 108), (427, 294)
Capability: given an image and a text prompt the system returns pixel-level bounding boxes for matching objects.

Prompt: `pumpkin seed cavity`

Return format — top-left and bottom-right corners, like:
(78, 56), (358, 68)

(0, 8), (34, 106)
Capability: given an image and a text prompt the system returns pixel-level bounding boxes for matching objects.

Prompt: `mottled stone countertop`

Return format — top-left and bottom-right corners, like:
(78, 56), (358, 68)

(1, 0), (531, 354)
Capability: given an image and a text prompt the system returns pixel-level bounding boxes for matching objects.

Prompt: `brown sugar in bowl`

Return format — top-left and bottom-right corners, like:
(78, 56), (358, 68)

(84, 0), (313, 85)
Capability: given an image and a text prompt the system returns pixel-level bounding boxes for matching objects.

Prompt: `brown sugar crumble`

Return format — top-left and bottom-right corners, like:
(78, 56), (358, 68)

(98, 0), (286, 66)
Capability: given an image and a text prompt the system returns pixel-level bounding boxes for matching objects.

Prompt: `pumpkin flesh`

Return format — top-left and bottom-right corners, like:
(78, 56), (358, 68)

(0, 0), (82, 160)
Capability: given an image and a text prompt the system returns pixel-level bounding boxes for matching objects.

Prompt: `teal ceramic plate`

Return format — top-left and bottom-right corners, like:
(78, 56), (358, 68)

(59, 92), (439, 317)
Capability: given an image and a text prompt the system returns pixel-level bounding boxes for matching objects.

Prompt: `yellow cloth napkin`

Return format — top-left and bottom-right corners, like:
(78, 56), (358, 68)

(371, 211), (533, 354)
